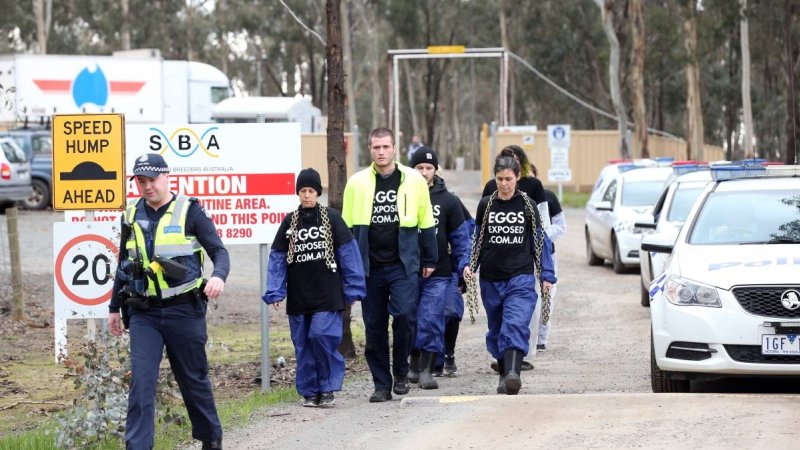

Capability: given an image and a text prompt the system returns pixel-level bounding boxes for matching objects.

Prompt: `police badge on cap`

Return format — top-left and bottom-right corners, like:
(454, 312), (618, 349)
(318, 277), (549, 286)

(132, 153), (170, 178)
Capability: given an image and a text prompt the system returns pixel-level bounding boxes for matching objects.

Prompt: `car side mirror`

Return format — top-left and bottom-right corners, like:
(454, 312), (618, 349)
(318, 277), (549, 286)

(641, 234), (673, 254)
(634, 221), (657, 230)
(596, 201), (613, 211)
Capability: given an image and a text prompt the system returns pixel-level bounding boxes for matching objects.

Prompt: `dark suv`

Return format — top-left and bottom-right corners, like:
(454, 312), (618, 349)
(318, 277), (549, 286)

(0, 127), (52, 209)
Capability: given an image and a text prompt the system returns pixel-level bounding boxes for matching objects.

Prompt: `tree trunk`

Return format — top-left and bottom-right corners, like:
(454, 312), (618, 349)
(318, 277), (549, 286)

(630, 0), (648, 158)
(33, 0), (51, 54)
(784, 0), (799, 165)
(595, 0), (631, 159)
(683, 0), (705, 161)
(740, 0), (755, 158)
(120, 0), (131, 50)
(499, 0), (515, 123)
(186, 1), (195, 61)
(341, 0), (358, 132)
(326, 0), (354, 358)
(402, 46), (420, 144)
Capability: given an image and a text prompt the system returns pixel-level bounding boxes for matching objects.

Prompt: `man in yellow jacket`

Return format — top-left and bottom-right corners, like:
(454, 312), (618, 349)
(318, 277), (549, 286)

(342, 127), (437, 402)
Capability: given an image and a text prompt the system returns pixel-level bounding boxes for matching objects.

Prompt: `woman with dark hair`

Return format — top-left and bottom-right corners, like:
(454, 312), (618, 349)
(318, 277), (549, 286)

(482, 145), (547, 206)
(465, 156), (556, 395)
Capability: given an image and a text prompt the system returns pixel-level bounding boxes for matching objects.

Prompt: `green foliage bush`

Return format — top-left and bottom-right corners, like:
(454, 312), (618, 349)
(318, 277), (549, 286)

(55, 333), (180, 449)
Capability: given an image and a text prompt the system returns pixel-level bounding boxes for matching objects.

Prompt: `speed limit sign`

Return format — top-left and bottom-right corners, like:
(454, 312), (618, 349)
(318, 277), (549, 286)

(53, 222), (119, 360)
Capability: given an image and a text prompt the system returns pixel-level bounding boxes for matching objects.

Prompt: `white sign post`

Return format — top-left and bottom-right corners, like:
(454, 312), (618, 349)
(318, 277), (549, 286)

(65, 123), (302, 245)
(547, 124), (572, 200)
(53, 222), (118, 361)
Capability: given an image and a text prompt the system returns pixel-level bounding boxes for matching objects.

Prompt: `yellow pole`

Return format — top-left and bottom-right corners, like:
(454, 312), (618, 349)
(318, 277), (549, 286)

(481, 123), (490, 185)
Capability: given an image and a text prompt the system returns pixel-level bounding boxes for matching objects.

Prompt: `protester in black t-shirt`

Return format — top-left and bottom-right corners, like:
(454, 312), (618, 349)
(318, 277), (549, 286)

(264, 168), (366, 407)
(464, 156), (557, 395)
(407, 147), (471, 389)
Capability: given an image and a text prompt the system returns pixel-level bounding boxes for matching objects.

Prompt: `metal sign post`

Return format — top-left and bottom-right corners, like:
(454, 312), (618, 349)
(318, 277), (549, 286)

(388, 47), (509, 145)
(547, 124), (572, 202)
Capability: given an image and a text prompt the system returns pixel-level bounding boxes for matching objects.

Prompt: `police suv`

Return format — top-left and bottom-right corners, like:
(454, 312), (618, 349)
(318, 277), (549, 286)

(636, 164), (713, 306)
(644, 164), (800, 392)
(585, 161), (673, 273)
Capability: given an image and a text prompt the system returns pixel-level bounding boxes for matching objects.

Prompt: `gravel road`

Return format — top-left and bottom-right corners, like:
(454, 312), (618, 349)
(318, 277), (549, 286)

(3, 169), (799, 449)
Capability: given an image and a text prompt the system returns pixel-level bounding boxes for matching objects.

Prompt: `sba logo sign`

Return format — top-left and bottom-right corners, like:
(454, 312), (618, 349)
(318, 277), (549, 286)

(149, 127), (221, 158)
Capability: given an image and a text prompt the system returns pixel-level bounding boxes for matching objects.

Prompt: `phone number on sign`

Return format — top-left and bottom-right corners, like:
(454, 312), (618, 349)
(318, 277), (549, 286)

(216, 227), (254, 239)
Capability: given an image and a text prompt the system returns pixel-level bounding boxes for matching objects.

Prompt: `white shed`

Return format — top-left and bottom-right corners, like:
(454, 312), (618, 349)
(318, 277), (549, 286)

(211, 96), (322, 132)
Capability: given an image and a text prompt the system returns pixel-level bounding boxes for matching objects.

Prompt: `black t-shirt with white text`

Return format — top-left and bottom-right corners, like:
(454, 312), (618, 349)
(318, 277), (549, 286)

(429, 177), (466, 278)
(475, 192), (536, 280)
(369, 169), (401, 268)
(272, 206), (354, 315)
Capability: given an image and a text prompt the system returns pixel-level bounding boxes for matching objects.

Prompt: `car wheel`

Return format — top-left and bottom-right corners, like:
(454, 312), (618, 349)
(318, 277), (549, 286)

(0, 201), (12, 215)
(651, 332), (690, 393)
(640, 278), (650, 307)
(585, 229), (603, 266)
(612, 234), (627, 274)
(22, 179), (50, 210)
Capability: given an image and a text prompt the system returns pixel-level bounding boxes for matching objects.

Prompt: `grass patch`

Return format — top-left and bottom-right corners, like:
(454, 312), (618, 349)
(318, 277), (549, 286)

(0, 387), (300, 450)
(206, 324), (295, 364)
(559, 191), (590, 208)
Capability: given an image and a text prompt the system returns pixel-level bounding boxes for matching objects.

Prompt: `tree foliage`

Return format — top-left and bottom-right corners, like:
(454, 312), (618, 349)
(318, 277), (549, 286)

(1, 0), (798, 162)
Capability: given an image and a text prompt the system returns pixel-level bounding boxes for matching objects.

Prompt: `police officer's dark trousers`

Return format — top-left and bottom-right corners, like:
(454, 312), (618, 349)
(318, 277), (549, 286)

(127, 301), (221, 449)
(362, 262), (419, 392)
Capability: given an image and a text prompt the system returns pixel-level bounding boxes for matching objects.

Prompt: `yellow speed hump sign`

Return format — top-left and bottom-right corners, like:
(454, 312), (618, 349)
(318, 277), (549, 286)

(52, 114), (126, 211)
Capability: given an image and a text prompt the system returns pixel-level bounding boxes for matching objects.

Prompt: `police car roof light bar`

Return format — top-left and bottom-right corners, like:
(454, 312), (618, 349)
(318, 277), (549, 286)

(709, 163), (770, 180)
(765, 165), (800, 177)
(616, 163), (639, 173)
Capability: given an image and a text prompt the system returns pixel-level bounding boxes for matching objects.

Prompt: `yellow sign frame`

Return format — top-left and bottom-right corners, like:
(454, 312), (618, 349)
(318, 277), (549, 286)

(52, 114), (126, 211)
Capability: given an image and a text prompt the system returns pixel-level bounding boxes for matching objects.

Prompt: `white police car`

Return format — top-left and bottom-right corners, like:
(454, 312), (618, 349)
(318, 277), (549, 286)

(644, 164), (800, 392)
(585, 164), (673, 273)
(636, 165), (713, 306)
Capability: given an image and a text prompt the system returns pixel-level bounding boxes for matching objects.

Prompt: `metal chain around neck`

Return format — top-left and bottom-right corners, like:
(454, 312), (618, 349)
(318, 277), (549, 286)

(464, 190), (550, 325)
(464, 191), (496, 324)
(285, 205), (336, 272)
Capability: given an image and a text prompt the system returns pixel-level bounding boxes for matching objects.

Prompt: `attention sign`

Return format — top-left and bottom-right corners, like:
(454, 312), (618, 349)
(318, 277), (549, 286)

(52, 114), (126, 211)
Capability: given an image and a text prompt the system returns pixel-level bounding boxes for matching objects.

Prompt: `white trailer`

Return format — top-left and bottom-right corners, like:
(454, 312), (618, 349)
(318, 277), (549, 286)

(211, 96), (322, 133)
(0, 50), (231, 125)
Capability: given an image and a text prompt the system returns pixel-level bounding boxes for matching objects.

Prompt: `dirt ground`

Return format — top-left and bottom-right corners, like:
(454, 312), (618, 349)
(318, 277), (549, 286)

(4, 169), (799, 448)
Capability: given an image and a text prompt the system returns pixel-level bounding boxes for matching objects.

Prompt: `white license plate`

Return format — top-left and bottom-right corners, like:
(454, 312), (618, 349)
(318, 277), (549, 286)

(762, 334), (800, 355)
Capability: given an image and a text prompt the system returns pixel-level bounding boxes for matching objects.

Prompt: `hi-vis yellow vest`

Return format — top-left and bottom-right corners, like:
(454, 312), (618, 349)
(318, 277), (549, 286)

(124, 194), (204, 299)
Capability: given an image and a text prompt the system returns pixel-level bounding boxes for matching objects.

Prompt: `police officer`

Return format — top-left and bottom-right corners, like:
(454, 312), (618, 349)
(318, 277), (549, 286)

(341, 127), (437, 402)
(464, 155), (556, 395)
(108, 153), (229, 450)
(407, 147), (470, 389)
(263, 168), (366, 407)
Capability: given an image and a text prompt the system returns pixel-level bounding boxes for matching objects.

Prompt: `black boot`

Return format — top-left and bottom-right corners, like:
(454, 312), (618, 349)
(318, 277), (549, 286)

(444, 319), (460, 356)
(418, 351), (439, 389)
(202, 439), (222, 450)
(407, 350), (421, 383)
(504, 349), (524, 395)
(495, 359), (506, 394)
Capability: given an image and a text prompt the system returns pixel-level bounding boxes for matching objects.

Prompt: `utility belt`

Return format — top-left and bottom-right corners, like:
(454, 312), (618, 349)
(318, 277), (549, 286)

(125, 287), (207, 310)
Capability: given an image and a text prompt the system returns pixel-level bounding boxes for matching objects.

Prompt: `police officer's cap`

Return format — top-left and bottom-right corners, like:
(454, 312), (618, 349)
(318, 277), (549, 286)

(132, 153), (170, 179)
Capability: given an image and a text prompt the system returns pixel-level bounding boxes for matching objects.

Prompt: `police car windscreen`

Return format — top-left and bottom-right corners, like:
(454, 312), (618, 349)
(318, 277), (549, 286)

(689, 190), (800, 245)
(620, 180), (665, 207)
(666, 187), (704, 222)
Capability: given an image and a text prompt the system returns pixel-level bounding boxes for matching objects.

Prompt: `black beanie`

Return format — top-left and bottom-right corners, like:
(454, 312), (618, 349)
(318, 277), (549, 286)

(296, 168), (323, 196)
(410, 145), (439, 170)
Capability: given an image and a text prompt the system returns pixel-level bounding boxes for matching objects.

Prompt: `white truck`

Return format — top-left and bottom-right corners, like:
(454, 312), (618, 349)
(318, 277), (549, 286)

(0, 49), (231, 125)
